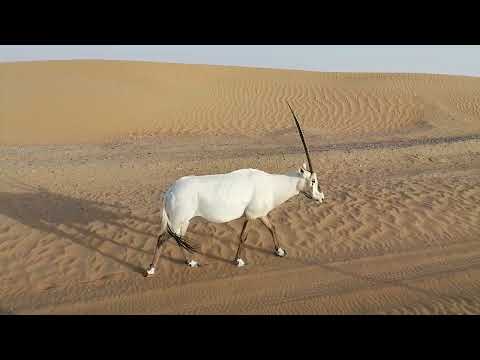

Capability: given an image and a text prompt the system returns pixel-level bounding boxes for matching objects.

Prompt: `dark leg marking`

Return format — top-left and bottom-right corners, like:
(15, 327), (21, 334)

(151, 233), (169, 267)
(260, 216), (286, 256)
(145, 232), (169, 276)
(234, 219), (251, 263)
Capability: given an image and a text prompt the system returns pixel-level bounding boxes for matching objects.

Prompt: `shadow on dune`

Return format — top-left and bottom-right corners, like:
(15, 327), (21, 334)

(194, 247), (233, 265)
(0, 178), (185, 275)
(1, 177), (280, 276)
(188, 223), (277, 264)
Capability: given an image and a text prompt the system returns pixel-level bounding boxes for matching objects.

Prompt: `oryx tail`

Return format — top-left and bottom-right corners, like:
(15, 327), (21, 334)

(160, 205), (198, 254)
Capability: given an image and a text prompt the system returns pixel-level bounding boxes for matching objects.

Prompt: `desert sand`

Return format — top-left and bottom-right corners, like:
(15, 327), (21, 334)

(1, 60), (479, 314)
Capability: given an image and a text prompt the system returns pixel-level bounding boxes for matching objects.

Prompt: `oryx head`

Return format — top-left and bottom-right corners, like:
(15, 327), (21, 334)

(287, 101), (325, 204)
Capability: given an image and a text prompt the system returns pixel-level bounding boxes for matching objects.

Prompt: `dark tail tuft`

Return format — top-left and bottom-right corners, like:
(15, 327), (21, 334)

(167, 226), (198, 254)
(175, 237), (198, 254)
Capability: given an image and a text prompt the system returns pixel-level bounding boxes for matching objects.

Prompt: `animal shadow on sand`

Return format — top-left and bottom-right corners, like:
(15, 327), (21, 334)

(0, 178), (187, 277)
(188, 223), (277, 265)
(0, 307), (14, 315)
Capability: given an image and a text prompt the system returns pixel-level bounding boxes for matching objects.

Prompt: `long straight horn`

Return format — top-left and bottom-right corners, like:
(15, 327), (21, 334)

(286, 101), (314, 173)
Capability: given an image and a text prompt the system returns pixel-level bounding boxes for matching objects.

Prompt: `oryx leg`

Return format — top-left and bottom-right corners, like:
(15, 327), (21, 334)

(234, 219), (251, 267)
(179, 245), (199, 267)
(260, 216), (287, 257)
(173, 221), (200, 268)
(145, 232), (169, 277)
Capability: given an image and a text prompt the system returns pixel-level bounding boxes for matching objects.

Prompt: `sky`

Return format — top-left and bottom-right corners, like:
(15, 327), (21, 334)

(0, 45), (479, 77)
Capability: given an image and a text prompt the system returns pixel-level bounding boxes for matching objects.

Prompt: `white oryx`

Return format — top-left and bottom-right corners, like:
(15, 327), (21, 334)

(145, 102), (325, 277)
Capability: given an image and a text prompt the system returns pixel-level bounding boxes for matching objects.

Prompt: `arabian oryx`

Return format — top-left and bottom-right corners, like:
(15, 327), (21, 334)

(145, 102), (325, 277)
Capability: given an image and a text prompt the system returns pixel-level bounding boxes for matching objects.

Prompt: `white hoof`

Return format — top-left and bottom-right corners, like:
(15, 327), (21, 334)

(275, 248), (286, 257)
(187, 260), (199, 268)
(235, 258), (246, 267)
(145, 266), (155, 277)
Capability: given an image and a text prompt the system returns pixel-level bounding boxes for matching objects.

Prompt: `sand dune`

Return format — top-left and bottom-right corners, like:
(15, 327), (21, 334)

(2, 61), (480, 145)
(1, 61), (479, 314)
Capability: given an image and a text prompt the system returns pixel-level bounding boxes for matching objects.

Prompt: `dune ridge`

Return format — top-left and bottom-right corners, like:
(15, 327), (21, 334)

(2, 61), (480, 145)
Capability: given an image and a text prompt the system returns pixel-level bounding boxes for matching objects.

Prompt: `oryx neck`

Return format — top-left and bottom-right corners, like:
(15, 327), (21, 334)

(269, 173), (302, 208)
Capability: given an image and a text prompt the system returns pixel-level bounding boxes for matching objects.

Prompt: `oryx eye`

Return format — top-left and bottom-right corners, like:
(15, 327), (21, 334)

(312, 180), (316, 184)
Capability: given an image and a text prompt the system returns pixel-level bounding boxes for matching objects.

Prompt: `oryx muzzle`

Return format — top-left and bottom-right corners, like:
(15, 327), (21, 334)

(286, 101), (314, 173)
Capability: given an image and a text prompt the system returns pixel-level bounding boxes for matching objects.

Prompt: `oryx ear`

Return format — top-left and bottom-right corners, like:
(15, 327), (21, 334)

(302, 162), (308, 170)
(298, 167), (308, 178)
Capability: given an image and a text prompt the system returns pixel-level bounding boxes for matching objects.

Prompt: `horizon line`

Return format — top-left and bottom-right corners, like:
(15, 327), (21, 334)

(1, 58), (479, 78)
